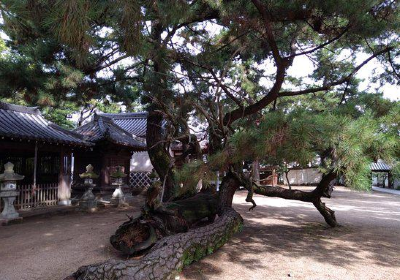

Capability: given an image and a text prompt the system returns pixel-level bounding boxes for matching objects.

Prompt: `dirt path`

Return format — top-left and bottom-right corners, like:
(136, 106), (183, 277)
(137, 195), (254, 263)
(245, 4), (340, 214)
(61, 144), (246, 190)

(0, 187), (399, 280)
(0, 202), (143, 280)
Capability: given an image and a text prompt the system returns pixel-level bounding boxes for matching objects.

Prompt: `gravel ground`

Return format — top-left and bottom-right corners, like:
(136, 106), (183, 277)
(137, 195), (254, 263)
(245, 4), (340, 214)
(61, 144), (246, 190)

(0, 187), (399, 280)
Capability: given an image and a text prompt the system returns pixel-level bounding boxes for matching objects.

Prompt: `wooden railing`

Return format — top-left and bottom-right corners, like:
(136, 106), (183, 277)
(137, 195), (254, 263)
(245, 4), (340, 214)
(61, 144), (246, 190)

(0, 183), (59, 211)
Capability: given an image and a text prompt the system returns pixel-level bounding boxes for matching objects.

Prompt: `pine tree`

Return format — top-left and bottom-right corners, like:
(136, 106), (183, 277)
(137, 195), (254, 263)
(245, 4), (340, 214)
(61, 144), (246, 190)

(0, 1), (399, 278)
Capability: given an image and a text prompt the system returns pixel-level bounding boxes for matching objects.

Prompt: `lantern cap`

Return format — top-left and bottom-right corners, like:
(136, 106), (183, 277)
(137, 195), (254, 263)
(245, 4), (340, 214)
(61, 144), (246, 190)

(79, 164), (99, 179)
(110, 166), (127, 178)
(0, 162), (25, 181)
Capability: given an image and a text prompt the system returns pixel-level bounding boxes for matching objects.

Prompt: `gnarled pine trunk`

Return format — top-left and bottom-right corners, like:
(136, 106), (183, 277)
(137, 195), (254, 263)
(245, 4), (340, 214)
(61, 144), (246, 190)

(218, 171), (241, 209)
(66, 208), (243, 280)
(146, 111), (175, 201)
(110, 192), (220, 255)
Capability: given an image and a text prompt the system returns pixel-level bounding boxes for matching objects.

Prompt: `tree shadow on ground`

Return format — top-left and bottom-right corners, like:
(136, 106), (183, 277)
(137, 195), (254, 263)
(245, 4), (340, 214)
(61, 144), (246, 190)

(183, 193), (400, 280)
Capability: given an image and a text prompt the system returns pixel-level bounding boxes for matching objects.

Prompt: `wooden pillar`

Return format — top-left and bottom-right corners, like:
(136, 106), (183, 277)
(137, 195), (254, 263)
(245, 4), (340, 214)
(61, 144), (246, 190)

(272, 168), (276, 186)
(100, 153), (109, 188)
(58, 148), (72, 205)
(33, 141), (38, 188)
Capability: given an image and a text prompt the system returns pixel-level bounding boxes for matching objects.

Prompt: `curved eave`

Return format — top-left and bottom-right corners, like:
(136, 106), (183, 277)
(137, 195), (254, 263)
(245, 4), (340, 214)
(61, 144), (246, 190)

(104, 135), (146, 150)
(0, 134), (93, 147)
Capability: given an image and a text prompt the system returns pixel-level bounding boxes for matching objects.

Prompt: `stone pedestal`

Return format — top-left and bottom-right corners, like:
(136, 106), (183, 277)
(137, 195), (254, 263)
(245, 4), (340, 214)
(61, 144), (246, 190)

(1, 190), (19, 220)
(78, 165), (99, 212)
(111, 185), (125, 206)
(79, 186), (97, 212)
(0, 162), (24, 225)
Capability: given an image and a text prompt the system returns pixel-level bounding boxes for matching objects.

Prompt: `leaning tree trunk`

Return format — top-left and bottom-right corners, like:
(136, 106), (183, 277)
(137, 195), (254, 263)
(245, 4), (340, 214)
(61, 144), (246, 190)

(146, 111), (175, 201)
(145, 20), (176, 202)
(244, 170), (338, 227)
(218, 171), (241, 209)
(66, 208), (243, 280)
(285, 171), (291, 190)
(312, 198), (337, 227)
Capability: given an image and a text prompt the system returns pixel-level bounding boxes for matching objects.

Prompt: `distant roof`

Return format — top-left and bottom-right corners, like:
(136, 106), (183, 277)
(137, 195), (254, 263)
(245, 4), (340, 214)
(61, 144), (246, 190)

(0, 102), (89, 146)
(75, 114), (146, 150)
(98, 112), (147, 138)
(370, 161), (391, 171)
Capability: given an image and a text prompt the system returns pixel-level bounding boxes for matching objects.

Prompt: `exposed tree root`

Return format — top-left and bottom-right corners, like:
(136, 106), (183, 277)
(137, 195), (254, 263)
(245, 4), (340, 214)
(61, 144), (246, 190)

(110, 192), (220, 255)
(65, 208), (243, 280)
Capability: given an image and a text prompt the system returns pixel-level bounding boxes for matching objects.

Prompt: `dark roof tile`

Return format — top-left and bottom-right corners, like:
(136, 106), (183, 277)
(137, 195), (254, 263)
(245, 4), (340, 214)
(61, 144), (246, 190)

(370, 161), (391, 171)
(0, 102), (90, 146)
(98, 112), (147, 138)
(74, 113), (146, 150)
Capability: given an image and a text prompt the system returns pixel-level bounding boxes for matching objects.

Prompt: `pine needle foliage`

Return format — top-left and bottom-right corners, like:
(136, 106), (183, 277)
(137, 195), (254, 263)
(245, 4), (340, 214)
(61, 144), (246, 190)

(177, 94), (399, 191)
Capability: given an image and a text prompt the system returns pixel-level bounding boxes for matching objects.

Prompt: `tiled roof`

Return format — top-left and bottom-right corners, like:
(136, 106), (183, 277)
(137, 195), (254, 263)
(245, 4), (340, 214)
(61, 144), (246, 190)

(98, 112), (148, 138)
(74, 114), (146, 150)
(370, 161), (391, 171)
(0, 102), (90, 146)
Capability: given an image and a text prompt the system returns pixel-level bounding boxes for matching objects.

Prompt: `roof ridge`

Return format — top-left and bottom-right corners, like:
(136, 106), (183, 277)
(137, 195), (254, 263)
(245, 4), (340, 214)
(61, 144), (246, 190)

(108, 118), (145, 141)
(97, 116), (106, 133)
(98, 112), (148, 119)
(0, 101), (40, 115)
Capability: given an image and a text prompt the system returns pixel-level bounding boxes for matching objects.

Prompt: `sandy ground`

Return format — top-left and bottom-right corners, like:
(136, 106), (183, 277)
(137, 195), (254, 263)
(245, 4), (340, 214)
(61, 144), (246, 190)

(0, 199), (144, 280)
(182, 187), (400, 280)
(0, 187), (399, 280)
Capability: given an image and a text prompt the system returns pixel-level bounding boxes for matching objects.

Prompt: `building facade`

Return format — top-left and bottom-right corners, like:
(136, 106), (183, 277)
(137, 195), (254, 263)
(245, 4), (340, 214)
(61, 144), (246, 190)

(0, 102), (90, 210)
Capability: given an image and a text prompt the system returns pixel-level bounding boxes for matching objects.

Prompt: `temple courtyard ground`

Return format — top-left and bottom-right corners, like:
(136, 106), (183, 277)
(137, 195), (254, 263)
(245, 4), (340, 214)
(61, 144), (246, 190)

(0, 187), (399, 280)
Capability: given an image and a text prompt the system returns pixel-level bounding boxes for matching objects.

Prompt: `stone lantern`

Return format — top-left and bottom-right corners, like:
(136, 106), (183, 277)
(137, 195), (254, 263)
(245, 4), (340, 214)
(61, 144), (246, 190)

(79, 164), (99, 211)
(110, 166), (127, 206)
(0, 162), (24, 223)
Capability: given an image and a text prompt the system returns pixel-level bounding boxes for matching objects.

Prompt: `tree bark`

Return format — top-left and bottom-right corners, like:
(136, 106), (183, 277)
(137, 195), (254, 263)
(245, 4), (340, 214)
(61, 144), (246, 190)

(285, 171), (291, 190)
(146, 111), (175, 202)
(66, 208), (243, 280)
(313, 198), (338, 227)
(144, 19), (177, 202)
(218, 172), (240, 209)
(252, 159), (260, 185)
(110, 192), (220, 255)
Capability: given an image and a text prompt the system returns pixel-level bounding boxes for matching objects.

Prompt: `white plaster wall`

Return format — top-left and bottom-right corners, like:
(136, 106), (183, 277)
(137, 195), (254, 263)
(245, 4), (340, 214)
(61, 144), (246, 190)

(372, 174), (390, 188)
(394, 178), (400, 189)
(130, 152), (153, 172)
(284, 168), (322, 185)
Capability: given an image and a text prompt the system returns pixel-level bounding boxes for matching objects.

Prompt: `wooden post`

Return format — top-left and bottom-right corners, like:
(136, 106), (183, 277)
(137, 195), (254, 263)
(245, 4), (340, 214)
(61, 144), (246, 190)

(272, 168), (276, 187)
(33, 141), (38, 188)
(58, 148), (72, 205)
(101, 153), (109, 189)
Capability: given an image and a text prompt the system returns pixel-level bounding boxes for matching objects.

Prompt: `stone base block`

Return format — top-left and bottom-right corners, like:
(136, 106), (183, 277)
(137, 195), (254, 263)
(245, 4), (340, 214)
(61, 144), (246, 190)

(1, 216), (23, 226)
(58, 200), (72, 206)
(79, 199), (97, 212)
